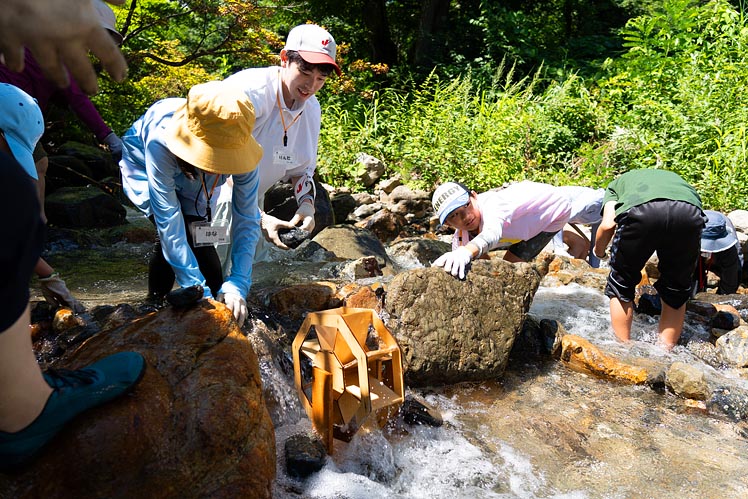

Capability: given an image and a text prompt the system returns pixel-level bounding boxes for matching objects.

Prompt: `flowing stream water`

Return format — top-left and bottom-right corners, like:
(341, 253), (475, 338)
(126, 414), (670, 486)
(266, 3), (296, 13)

(32, 243), (748, 499)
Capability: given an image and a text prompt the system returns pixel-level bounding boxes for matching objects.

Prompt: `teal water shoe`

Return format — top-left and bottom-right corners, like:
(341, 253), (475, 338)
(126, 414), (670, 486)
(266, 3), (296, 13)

(0, 351), (146, 471)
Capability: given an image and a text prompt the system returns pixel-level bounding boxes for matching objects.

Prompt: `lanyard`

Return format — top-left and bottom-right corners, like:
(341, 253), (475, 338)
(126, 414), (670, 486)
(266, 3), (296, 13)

(276, 71), (303, 147)
(198, 171), (220, 222)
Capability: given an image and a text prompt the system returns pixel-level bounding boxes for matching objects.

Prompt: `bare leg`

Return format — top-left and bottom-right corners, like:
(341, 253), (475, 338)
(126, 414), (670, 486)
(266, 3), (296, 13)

(658, 302), (686, 350)
(34, 257), (54, 278)
(609, 297), (634, 342)
(0, 305), (52, 432)
(35, 156), (49, 224)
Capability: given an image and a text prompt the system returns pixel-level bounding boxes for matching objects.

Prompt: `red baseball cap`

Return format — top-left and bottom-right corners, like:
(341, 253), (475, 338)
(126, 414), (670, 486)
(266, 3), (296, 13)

(284, 24), (341, 76)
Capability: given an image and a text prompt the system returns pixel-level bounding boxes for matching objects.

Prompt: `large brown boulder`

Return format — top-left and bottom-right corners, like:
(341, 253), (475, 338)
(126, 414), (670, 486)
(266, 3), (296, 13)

(1, 300), (275, 499)
(312, 225), (397, 275)
(384, 259), (546, 386)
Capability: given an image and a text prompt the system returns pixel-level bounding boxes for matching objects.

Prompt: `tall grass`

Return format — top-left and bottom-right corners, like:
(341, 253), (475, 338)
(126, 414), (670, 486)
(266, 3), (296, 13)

(589, 0), (748, 210)
(317, 0), (748, 211)
(318, 67), (606, 193)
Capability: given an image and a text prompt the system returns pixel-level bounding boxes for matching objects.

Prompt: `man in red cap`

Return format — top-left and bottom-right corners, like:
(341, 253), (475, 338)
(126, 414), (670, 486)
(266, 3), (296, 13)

(214, 24), (340, 270)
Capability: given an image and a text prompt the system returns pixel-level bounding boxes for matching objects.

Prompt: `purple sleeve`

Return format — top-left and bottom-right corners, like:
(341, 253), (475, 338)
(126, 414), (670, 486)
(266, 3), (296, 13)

(60, 78), (113, 141)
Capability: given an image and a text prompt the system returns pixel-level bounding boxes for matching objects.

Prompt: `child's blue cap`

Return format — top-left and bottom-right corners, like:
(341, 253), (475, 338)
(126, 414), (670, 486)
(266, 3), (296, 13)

(0, 83), (44, 179)
(701, 210), (738, 253)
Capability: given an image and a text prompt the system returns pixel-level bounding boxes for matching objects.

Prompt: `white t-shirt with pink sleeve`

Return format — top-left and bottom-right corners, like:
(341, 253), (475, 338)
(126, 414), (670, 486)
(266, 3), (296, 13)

(452, 181), (572, 253)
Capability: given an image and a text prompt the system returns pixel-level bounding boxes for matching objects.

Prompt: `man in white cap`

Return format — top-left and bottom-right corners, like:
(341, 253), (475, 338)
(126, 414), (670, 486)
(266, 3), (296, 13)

(0, 83), (145, 469)
(694, 210), (743, 295)
(119, 81), (263, 326)
(214, 23), (340, 269)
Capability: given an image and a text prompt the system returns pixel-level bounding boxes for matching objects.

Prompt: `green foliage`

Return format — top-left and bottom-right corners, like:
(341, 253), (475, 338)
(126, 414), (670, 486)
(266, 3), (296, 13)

(43, 0), (748, 213)
(89, 0), (277, 135)
(317, 66), (607, 192)
(319, 68), (587, 193)
(595, 0), (748, 209)
(92, 41), (215, 134)
(524, 76), (605, 171)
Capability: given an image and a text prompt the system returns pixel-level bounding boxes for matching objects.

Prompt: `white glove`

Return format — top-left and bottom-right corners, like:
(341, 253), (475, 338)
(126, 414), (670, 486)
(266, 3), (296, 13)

(289, 200), (315, 232)
(38, 273), (85, 313)
(261, 212), (296, 250)
(217, 292), (248, 327)
(103, 132), (123, 155)
(432, 246), (473, 279)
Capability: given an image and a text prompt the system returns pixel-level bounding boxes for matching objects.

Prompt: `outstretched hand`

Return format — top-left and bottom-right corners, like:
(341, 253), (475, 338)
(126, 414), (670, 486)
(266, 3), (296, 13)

(432, 246), (473, 279)
(0, 0), (128, 94)
(217, 292), (248, 327)
(38, 273), (85, 313)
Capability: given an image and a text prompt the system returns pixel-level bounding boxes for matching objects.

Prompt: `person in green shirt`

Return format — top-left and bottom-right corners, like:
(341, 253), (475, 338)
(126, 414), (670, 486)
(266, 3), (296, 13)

(593, 169), (706, 350)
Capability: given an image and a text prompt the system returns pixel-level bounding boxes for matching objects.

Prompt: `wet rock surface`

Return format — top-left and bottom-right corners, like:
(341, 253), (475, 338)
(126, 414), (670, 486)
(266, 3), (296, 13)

(384, 259), (545, 386)
(2, 301), (276, 499)
(284, 433), (327, 479)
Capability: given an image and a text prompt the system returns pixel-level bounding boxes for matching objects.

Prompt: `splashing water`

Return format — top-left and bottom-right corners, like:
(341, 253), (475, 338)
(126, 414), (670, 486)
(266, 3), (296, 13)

(273, 283), (748, 499)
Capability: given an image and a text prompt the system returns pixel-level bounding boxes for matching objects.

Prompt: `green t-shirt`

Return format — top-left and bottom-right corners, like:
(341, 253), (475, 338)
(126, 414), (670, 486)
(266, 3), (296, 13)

(603, 169), (702, 218)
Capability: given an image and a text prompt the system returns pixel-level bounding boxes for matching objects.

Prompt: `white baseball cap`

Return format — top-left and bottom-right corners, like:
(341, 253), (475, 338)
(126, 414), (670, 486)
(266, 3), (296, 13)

(284, 24), (341, 76)
(432, 182), (470, 224)
(0, 83), (44, 179)
(93, 0), (123, 45)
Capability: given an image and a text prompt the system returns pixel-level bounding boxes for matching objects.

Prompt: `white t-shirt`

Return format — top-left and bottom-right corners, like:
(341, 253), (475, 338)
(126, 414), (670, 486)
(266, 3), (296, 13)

(216, 66), (321, 207)
(452, 181), (572, 252)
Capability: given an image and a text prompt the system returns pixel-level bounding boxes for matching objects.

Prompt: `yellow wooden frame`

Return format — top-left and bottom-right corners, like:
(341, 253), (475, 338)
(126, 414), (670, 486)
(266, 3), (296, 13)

(292, 307), (405, 453)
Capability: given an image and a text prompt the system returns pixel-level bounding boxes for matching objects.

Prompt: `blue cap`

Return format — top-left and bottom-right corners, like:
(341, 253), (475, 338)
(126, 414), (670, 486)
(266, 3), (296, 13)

(701, 210), (738, 253)
(0, 84), (44, 179)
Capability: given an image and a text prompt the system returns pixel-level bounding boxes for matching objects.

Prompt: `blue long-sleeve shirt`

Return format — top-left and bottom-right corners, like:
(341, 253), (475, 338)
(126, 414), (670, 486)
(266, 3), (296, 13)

(119, 98), (260, 298)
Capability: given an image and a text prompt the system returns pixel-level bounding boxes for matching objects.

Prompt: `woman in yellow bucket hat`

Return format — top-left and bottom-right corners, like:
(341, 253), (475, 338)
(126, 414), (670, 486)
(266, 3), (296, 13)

(119, 81), (263, 326)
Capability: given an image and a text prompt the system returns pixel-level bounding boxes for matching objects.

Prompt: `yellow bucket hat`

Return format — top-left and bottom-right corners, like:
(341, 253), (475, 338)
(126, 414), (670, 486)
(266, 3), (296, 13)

(165, 81), (263, 175)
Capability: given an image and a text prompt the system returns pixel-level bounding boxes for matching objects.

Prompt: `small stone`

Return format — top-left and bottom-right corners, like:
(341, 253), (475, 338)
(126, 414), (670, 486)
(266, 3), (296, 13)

(666, 362), (710, 400)
(279, 228), (312, 249)
(284, 433), (327, 479)
(711, 306), (741, 331)
(399, 395), (443, 427)
(165, 285), (204, 308)
(707, 386), (748, 421)
(52, 308), (86, 333)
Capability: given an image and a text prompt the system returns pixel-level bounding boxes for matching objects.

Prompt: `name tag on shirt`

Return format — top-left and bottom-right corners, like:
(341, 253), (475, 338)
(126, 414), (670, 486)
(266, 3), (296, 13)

(191, 221), (230, 247)
(273, 146), (299, 167)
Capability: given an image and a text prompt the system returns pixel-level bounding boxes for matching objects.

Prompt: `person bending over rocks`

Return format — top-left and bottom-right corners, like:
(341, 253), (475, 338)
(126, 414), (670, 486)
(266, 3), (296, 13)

(119, 81), (263, 327)
(594, 169), (705, 350)
(431, 181), (604, 279)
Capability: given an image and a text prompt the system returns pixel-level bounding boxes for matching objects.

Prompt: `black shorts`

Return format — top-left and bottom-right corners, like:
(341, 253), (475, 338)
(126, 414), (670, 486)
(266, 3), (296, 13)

(0, 152), (45, 331)
(508, 231), (556, 262)
(605, 200), (705, 308)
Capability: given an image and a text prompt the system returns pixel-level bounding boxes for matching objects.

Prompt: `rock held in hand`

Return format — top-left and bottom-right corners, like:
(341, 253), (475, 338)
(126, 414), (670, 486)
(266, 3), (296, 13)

(279, 228), (311, 249)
